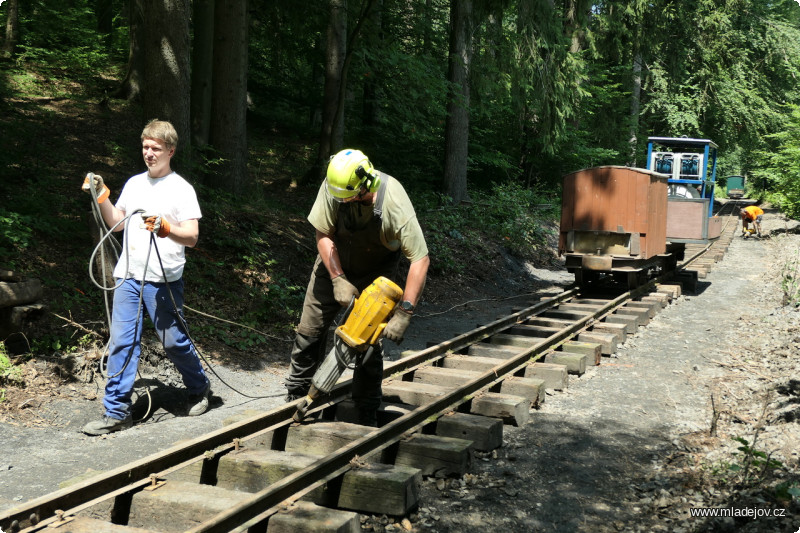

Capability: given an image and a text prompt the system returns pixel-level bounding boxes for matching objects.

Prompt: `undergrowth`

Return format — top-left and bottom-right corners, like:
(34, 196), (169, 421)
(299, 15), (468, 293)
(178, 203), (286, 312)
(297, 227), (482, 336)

(0, 342), (25, 401)
(1, 57), (562, 363)
(418, 185), (560, 275)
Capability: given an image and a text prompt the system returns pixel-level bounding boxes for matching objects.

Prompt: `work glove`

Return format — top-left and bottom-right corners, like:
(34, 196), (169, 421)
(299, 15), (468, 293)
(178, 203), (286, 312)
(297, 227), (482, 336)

(142, 213), (171, 238)
(81, 173), (110, 203)
(384, 308), (412, 344)
(332, 274), (359, 307)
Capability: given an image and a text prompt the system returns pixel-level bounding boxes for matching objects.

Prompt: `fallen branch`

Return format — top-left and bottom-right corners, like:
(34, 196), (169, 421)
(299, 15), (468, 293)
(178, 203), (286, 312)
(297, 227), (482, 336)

(52, 313), (103, 338)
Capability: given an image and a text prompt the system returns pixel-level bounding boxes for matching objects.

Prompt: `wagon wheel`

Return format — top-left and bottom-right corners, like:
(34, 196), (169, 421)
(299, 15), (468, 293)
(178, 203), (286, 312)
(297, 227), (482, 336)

(575, 269), (600, 288)
(626, 270), (648, 290)
(665, 254), (678, 272)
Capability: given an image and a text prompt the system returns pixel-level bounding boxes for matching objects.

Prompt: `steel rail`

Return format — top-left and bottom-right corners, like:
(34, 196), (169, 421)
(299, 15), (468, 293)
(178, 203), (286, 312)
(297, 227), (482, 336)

(4, 283), (652, 533)
(0, 289), (576, 532)
(1, 405), (304, 532)
(191, 289), (637, 532)
(184, 213), (740, 530)
(678, 203), (739, 270)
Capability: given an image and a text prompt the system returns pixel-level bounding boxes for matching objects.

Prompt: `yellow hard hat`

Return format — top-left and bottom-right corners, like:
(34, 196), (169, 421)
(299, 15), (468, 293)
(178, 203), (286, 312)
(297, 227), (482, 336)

(326, 149), (379, 200)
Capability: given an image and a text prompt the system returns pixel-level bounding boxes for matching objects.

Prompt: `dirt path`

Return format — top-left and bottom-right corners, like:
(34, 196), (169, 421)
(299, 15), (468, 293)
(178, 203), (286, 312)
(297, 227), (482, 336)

(1, 209), (798, 533)
(413, 210), (800, 533)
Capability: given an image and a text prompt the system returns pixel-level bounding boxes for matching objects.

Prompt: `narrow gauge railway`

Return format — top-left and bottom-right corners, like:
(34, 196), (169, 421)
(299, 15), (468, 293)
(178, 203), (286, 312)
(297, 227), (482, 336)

(0, 206), (740, 533)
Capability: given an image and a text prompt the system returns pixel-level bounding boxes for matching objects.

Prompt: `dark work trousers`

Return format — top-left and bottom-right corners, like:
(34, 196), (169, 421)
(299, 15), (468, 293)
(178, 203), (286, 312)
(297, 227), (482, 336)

(285, 192), (399, 423)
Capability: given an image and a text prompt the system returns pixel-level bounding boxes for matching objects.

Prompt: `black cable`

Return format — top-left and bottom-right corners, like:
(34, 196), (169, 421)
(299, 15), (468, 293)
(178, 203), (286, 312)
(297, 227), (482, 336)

(148, 232), (284, 400)
(85, 179), (286, 403)
(86, 182), (154, 421)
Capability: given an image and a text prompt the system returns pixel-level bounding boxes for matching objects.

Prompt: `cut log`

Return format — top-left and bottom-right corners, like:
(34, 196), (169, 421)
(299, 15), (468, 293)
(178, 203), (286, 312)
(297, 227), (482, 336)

(0, 279), (43, 308)
(0, 270), (22, 282)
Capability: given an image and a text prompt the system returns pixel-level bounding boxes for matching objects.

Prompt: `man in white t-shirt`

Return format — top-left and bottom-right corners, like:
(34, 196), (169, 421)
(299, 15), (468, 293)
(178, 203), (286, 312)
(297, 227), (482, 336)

(81, 120), (211, 435)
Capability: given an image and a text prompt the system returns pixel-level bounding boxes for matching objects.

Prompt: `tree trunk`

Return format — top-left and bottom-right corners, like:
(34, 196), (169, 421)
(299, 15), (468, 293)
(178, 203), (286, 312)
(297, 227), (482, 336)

(318, 0), (348, 175)
(362, 0), (383, 127)
(423, 0), (433, 54)
(141, 0), (191, 168)
(2, 0), (20, 58)
(628, 49), (643, 166)
(442, 0), (473, 205)
(95, 0), (113, 49)
(115, 0), (144, 101)
(316, 0), (377, 178)
(209, 0), (249, 195)
(309, 33), (324, 129)
(562, 0), (586, 54)
(191, 0), (215, 150)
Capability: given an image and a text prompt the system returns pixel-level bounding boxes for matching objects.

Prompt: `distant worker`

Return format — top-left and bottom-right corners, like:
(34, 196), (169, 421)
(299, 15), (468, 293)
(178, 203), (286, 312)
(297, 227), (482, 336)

(740, 205), (764, 238)
(285, 149), (430, 426)
(81, 119), (211, 435)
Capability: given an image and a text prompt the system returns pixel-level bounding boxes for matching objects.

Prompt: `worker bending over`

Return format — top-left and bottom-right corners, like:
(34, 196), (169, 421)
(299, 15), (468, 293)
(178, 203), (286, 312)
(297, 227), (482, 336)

(284, 149), (430, 426)
(741, 205), (764, 238)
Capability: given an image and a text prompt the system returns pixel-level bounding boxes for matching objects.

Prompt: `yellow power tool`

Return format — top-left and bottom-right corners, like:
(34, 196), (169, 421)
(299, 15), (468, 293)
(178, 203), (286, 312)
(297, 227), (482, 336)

(293, 276), (404, 422)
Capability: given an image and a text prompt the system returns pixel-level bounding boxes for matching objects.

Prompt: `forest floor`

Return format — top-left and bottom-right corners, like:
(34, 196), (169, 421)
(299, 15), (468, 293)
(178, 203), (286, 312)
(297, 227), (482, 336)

(1, 206), (799, 532)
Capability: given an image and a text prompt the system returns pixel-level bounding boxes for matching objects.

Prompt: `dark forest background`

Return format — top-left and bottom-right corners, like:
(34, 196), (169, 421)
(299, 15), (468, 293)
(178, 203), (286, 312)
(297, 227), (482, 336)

(1, 0), (800, 359)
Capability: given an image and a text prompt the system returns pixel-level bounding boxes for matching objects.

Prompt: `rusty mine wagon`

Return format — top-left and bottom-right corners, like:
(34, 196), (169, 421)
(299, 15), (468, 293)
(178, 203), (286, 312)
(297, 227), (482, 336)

(559, 137), (722, 289)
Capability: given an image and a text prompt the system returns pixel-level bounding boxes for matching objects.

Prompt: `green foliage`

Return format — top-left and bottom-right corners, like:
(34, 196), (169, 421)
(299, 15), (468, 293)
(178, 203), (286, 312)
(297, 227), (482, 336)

(775, 481), (800, 502)
(181, 185), (307, 350)
(415, 194), (468, 276)
(704, 435), (786, 496)
(752, 105), (800, 218)
(15, 1), (126, 80)
(591, 0), (800, 190)
(779, 245), (800, 307)
(418, 181), (559, 275)
(0, 342), (25, 390)
(727, 436), (784, 487)
(0, 209), (34, 262)
(479, 183), (559, 258)
(247, 1), (328, 128)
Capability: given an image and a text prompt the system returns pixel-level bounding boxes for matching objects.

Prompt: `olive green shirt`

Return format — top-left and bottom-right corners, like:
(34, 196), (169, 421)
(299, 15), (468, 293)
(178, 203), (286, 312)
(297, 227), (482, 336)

(307, 173), (429, 264)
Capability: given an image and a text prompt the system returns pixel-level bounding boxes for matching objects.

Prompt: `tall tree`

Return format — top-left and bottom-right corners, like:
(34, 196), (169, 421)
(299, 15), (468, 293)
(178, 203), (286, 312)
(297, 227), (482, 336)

(2, 0), (20, 58)
(442, 0), (474, 204)
(141, 0), (191, 162)
(319, 0), (348, 169)
(361, 0), (383, 127)
(190, 0), (215, 150)
(116, 0), (144, 101)
(94, 0), (113, 49)
(316, 0), (377, 177)
(511, 0), (589, 184)
(208, 0), (249, 194)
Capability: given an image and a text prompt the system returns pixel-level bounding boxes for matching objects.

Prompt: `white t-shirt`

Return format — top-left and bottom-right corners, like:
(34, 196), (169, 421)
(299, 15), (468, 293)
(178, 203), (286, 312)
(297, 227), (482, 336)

(113, 171), (202, 282)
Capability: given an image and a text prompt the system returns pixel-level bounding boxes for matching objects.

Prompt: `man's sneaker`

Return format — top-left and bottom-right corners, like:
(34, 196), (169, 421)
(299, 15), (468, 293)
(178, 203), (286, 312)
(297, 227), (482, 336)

(187, 382), (211, 416)
(82, 415), (132, 436)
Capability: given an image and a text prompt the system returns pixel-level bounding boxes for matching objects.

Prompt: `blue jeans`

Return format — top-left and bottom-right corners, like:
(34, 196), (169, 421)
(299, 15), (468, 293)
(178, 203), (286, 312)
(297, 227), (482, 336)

(103, 278), (208, 420)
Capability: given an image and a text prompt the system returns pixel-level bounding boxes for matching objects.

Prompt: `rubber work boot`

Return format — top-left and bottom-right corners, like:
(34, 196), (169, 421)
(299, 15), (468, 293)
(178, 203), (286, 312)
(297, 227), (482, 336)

(187, 382), (212, 416)
(82, 415), (133, 436)
(356, 407), (378, 428)
(285, 392), (305, 403)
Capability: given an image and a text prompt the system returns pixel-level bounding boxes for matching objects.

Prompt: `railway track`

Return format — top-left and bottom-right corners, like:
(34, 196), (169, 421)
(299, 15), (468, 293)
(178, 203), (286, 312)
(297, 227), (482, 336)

(678, 199), (743, 285)
(0, 207), (742, 533)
